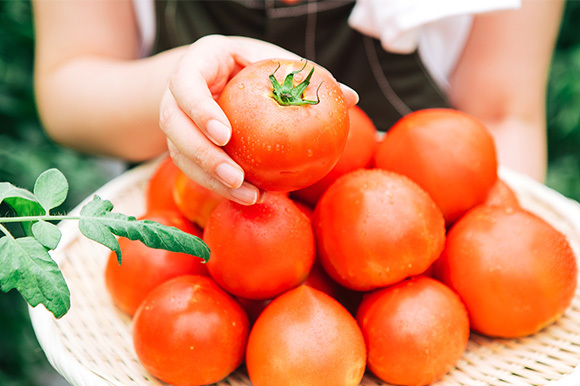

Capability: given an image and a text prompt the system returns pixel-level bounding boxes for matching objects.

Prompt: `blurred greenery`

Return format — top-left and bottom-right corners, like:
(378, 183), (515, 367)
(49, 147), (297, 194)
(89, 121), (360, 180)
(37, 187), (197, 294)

(1, 1), (123, 385)
(546, 1), (580, 201)
(0, 1), (579, 385)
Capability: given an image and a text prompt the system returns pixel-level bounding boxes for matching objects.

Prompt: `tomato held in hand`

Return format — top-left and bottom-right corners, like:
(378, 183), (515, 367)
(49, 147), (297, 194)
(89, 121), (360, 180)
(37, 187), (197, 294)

(133, 275), (249, 386)
(104, 210), (207, 316)
(292, 105), (378, 206)
(374, 108), (498, 224)
(314, 168), (446, 291)
(218, 58), (350, 192)
(204, 193), (315, 300)
(246, 285), (367, 386)
(435, 205), (577, 338)
(357, 277), (469, 386)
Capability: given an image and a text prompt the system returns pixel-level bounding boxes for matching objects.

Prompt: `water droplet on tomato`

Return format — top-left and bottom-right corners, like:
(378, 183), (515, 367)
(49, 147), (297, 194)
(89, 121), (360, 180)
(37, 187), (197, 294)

(238, 83), (245, 90)
(307, 149), (313, 157)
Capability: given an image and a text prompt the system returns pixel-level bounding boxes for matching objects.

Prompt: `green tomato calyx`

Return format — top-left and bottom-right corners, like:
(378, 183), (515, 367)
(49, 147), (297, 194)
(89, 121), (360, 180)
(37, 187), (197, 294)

(269, 61), (321, 106)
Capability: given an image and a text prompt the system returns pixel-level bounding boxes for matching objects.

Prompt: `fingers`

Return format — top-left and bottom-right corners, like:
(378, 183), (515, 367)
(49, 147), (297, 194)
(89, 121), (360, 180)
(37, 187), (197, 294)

(170, 140), (264, 205)
(160, 35), (357, 206)
(340, 83), (360, 108)
(160, 89), (263, 205)
(168, 39), (235, 147)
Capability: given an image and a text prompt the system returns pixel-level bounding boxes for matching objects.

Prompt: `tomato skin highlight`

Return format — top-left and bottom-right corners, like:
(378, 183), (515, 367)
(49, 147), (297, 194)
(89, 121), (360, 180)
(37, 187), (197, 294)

(218, 58), (350, 192)
(246, 285), (367, 386)
(314, 168), (446, 291)
(357, 277), (470, 386)
(133, 275), (249, 386)
(204, 193), (315, 300)
(435, 205), (578, 338)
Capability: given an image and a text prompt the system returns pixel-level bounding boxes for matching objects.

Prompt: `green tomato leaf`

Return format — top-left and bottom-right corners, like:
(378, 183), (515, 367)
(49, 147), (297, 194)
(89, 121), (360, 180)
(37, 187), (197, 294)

(31, 220), (62, 250)
(0, 183), (44, 236)
(78, 195), (210, 264)
(0, 236), (70, 319)
(0, 182), (38, 204)
(78, 217), (122, 261)
(33, 168), (69, 213)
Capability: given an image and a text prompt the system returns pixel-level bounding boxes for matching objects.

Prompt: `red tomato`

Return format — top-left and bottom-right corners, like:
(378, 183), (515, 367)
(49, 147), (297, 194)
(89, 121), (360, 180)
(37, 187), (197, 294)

(133, 275), (249, 386)
(146, 155), (180, 212)
(246, 285), (367, 386)
(218, 58), (350, 192)
(303, 259), (364, 316)
(172, 168), (225, 228)
(357, 277), (469, 386)
(435, 205), (577, 338)
(291, 105), (378, 206)
(482, 178), (519, 208)
(204, 193), (315, 299)
(374, 108), (498, 224)
(314, 168), (446, 291)
(104, 210), (207, 316)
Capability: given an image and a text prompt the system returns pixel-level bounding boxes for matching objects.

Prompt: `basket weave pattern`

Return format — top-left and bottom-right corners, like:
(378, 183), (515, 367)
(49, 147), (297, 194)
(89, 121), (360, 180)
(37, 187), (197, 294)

(29, 161), (580, 386)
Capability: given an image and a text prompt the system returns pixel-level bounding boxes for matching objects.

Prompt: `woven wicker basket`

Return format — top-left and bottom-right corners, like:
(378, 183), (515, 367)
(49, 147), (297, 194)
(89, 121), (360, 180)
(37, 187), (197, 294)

(29, 159), (580, 386)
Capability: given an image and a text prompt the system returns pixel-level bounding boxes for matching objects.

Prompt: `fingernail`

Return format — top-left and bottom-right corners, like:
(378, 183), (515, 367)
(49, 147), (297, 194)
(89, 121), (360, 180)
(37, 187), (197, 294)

(207, 120), (231, 146)
(256, 190), (267, 204)
(230, 183), (258, 205)
(216, 162), (244, 188)
(339, 82), (359, 105)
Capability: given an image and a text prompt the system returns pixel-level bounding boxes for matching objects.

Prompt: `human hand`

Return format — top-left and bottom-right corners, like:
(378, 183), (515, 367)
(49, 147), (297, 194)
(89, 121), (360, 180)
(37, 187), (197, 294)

(159, 35), (358, 205)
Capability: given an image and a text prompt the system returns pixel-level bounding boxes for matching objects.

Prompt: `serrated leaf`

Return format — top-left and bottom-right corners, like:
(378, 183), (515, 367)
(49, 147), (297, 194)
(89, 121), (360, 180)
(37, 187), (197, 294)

(31, 220), (62, 250)
(78, 218), (121, 260)
(78, 195), (210, 263)
(33, 168), (68, 212)
(0, 236), (70, 319)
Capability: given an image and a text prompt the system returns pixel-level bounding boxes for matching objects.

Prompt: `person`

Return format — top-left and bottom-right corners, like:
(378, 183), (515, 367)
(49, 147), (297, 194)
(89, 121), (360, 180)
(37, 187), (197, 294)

(32, 0), (564, 206)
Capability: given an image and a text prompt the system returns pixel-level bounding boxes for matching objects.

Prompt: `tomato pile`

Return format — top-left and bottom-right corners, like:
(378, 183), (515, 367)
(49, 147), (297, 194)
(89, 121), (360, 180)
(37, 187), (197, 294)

(105, 59), (578, 386)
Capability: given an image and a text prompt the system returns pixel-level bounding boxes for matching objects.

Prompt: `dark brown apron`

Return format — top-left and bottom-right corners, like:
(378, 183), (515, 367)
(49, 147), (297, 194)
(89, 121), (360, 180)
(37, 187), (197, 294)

(152, 0), (449, 131)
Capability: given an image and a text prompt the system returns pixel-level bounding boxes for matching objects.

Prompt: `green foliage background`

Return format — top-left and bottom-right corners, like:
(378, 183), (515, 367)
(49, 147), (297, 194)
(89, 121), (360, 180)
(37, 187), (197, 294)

(0, 1), (579, 385)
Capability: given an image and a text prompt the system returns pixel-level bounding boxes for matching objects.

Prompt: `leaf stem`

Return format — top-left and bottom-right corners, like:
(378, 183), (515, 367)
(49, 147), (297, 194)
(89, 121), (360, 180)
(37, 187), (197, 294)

(0, 214), (80, 223)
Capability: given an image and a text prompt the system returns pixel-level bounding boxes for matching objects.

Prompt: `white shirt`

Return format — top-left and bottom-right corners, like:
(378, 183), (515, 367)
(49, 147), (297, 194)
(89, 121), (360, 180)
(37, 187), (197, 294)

(132, 0), (521, 91)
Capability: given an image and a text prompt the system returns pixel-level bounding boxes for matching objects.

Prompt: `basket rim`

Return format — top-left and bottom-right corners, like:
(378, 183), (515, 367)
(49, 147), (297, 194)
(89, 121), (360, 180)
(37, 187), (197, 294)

(28, 161), (580, 386)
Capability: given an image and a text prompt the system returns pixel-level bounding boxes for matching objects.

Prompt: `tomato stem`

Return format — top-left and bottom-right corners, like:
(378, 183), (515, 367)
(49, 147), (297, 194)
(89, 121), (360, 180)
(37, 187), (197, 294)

(269, 61), (321, 106)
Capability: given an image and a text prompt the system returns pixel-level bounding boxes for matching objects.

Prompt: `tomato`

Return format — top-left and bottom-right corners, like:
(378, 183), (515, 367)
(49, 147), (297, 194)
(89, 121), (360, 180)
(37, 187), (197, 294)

(302, 259), (342, 300)
(172, 168), (225, 228)
(133, 275), (249, 386)
(246, 285), (366, 386)
(435, 205), (577, 338)
(291, 105), (378, 206)
(357, 277), (469, 386)
(314, 168), (446, 291)
(146, 155), (181, 213)
(374, 108), (498, 224)
(218, 58), (350, 192)
(204, 193), (315, 300)
(104, 210), (207, 316)
(482, 178), (519, 208)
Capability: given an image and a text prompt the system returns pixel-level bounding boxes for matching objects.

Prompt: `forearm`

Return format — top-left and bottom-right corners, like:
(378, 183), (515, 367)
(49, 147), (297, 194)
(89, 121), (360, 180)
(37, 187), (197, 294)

(478, 115), (547, 182)
(449, 0), (564, 182)
(35, 47), (187, 161)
